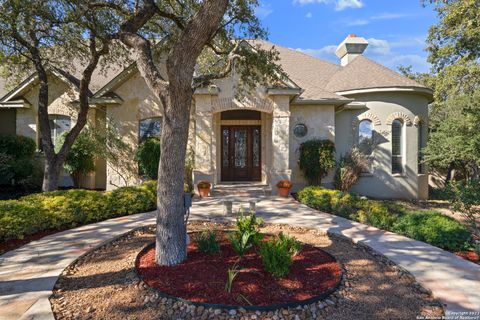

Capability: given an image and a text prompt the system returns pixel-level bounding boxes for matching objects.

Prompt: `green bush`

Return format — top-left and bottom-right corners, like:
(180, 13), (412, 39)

(278, 232), (303, 256)
(228, 231), (254, 258)
(297, 186), (472, 252)
(392, 211), (472, 251)
(260, 235), (296, 278)
(298, 139), (336, 185)
(235, 210), (263, 245)
(194, 230), (220, 254)
(0, 182), (157, 242)
(135, 137), (161, 179)
(0, 134), (37, 186)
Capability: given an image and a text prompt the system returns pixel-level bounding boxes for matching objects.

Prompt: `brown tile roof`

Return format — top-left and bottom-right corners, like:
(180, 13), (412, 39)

(324, 55), (428, 92)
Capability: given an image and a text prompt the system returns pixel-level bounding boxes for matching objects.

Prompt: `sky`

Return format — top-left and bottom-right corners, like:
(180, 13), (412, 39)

(254, 0), (438, 73)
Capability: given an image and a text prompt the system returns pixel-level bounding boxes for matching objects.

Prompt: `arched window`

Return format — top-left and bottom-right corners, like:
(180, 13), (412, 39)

(358, 119), (374, 155)
(391, 119), (403, 174)
(49, 115), (71, 145)
(139, 117), (162, 142)
(418, 121), (425, 174)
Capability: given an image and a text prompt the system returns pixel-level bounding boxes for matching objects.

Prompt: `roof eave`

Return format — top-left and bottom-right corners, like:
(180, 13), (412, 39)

(336, 86), (434, 102)
(291, 98), (353, 106)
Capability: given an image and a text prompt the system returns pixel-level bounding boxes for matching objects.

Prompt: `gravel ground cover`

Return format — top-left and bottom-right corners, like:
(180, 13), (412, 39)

(50, 221), (444, 320)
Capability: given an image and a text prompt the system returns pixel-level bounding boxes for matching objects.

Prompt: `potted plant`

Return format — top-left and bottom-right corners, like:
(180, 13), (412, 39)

(197, 180), (211, 198)
(276, 180), (293, 197)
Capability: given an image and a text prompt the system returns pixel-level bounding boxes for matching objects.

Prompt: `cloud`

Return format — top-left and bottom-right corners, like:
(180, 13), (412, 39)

(365, 38), (390, 55)
(335, 0), (363, 11)
(292, 0), (363, 11)
(370, 12), (410, 20)
(345, 19), (369, 26)
(255, 3), (273, 18)
(295, 45), (338, 62)
(306, 12), (313, 18)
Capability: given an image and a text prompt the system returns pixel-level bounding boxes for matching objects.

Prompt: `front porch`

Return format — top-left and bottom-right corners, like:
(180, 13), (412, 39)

(192, 90), (294, 195)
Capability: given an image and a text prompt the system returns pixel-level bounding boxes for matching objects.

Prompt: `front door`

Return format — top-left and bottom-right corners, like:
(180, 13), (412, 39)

(221, 125), (261, 181)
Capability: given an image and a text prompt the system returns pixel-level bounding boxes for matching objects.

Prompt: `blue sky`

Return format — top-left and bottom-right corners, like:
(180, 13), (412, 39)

(254, 0), (438, 73)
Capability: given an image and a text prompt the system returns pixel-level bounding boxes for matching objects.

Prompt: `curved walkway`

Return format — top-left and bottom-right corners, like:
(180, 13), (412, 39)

(1, 197), (479, 320)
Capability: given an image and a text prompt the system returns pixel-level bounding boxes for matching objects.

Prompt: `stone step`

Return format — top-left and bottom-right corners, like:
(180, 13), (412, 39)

(211, 183), (271, 197)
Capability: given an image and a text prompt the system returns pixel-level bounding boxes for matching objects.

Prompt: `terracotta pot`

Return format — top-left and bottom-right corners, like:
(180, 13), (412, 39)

(198, 187), (210, 198)
(277, 187), (291, 198)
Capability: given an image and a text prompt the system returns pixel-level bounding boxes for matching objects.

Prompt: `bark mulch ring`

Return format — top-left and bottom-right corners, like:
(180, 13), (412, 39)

(50, 221), (444, 320)
(136, 232), (342, 307)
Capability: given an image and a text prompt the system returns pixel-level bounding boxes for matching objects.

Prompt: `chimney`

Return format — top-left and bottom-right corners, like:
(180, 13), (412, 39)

(335, 34), (369, 66)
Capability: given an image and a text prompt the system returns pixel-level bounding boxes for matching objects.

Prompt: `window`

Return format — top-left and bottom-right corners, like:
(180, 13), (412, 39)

(418, 122), (425, 174)
(49, 115), (71, 145)
(358, 119), (374, 155)
(391, 119), (403, 174)
(139, 117), (162, 142)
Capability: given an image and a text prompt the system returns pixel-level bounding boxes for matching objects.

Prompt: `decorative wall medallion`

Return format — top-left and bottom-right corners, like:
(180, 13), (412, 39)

(293, 123), (308, 138)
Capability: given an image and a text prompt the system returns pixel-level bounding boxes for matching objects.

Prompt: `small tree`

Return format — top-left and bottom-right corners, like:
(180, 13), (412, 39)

(299, 139), (336, 185)
(449, 180), (480, 254)
(135, 137), (161, 180)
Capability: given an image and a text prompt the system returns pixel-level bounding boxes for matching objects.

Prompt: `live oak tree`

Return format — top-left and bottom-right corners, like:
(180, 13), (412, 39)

(0, 0), (127, 191)
(97, 0), (285, 265)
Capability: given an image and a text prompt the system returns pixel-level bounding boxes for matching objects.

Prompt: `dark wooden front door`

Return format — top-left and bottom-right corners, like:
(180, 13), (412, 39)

(221, 125), (261, 181)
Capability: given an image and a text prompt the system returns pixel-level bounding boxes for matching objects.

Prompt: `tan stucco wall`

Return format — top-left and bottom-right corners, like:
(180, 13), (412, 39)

(105, 71), (164, 190)
(335, 91), (429, 200)
(289, 104), (336, 191)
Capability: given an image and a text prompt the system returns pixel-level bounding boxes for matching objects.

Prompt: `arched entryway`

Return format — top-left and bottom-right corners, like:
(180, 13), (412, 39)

(220, 110), (262, 181)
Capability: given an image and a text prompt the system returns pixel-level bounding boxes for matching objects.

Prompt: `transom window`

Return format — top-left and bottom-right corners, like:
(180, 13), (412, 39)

(139, 117), (162, 142)
(391, 119), (403, 174)
(49, 115), (71, 145)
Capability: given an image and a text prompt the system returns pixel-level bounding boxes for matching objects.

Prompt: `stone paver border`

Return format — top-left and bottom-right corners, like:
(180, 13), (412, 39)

(0, 196), (479, 320)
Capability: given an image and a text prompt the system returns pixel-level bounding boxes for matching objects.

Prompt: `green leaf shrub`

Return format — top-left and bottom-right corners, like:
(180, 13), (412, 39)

(298, 139), (336, 185)
(0, 182), (157, 242)
(135, 137), (161, 179)
(392, 211), (471, 251)
(259, 234), (300, 278)
(0, 134), (37, 186)
(194, 230), (221, 254)
(228, 231), (253, 258)
(297, 186), (472, 252)
(235, 210), (263, 245)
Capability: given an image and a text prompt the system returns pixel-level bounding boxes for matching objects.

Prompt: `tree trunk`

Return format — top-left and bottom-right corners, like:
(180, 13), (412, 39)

(42, 158), (63, 192)
(155, 93), (191, 265)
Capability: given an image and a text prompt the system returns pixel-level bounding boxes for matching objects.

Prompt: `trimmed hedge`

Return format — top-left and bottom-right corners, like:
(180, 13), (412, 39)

(0, 182), (157, 242)
(297, 186), (472, 252)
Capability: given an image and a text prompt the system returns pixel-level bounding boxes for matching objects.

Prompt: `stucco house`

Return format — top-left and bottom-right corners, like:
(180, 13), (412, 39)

(0, 35), (432, 199)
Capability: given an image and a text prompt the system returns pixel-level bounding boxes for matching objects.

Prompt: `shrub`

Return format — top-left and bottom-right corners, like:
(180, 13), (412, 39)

(259, 235), (296, 278)
(235, 210), (263, 244)
(299, 139), (336, 185)
(297, 186), (473, 252)
(0, 181), (157, 242)
(448, 180), (480, 243)
(56, 131), (97, 187)
(278, 232), (302, 256)
(228, 231), (253, 258)
(393, 211), (472, 251)
(135, 137), (161, 179)
(0, 134), (37, 186)
(194, 230), (220, 254)
(106, 186), (156, 215)
(334, 148), (370, 192)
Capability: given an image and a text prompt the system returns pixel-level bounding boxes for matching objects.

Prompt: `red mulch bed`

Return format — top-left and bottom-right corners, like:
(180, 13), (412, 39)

(455, 251), (479, 264)
(0, 229), (62, 255)
(136, 233), (342, 306)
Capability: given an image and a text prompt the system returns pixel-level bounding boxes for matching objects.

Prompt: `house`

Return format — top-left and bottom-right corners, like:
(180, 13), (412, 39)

(0, 35), (432, 199)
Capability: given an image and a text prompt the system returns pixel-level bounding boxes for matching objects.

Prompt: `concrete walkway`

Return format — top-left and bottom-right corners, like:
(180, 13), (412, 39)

(1, 196), (479, 319)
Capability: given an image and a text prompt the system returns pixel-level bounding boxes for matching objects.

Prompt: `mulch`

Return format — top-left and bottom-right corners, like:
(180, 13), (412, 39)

(136, 233), (342, 306)
(0, 229), (62, 255)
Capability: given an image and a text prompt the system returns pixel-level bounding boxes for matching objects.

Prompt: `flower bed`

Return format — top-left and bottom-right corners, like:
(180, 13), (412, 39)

(136, 232), (342, 308)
